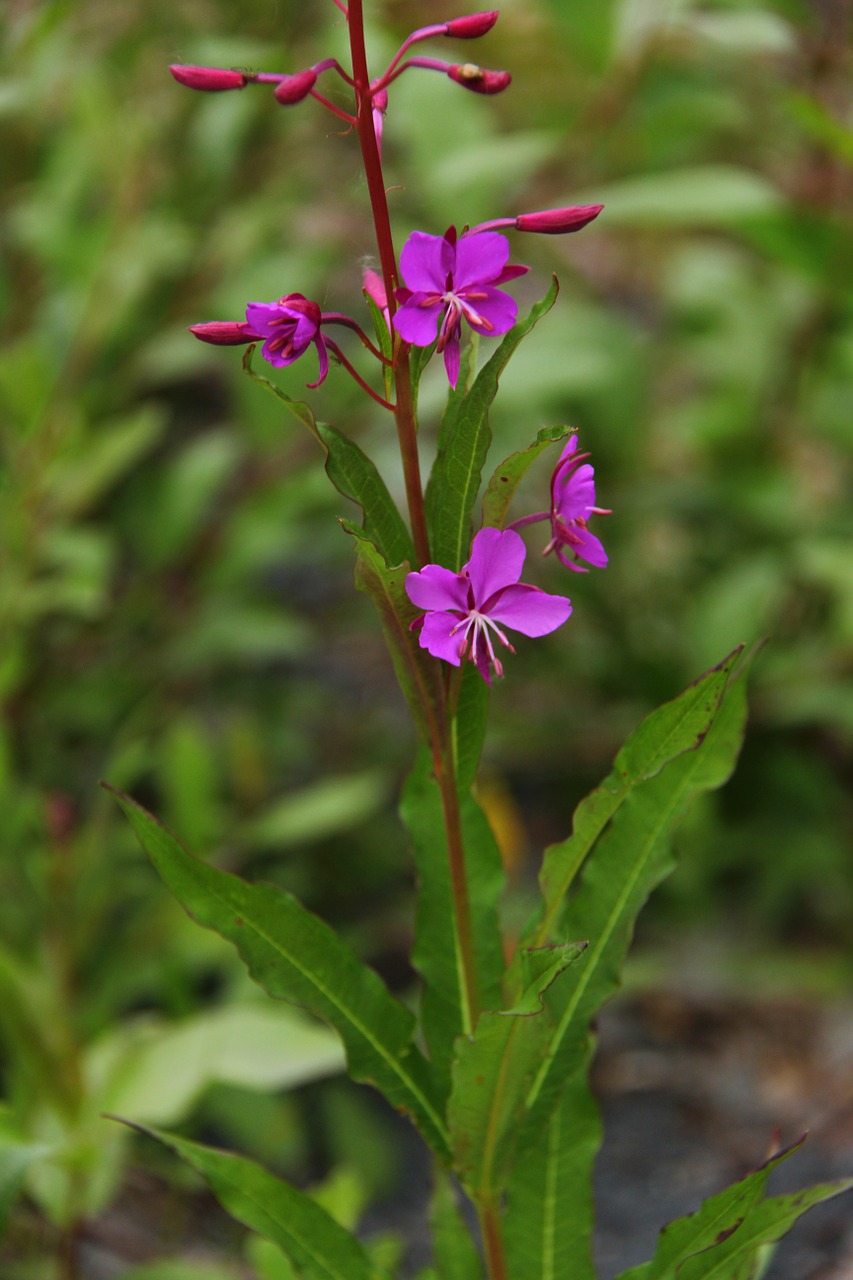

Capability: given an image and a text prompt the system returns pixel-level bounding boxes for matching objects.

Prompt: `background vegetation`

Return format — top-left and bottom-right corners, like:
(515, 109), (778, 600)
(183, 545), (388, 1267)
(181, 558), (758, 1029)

(1, 0), (851, 1274)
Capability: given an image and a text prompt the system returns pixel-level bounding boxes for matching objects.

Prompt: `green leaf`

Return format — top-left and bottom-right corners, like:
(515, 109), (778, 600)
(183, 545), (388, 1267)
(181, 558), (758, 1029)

(425, 280), (560, 571)
(527, 647), (744, 947)
(347, 524), (445, 749)
(503, 1069), (600, 1280)
(0, 1136), (51, 1237)
(481, 425), (571, 530)
(243, 347), (413, 566)
(130, 1127), (386, 1280)
(107, 788), (451, 1162)
(677, 1177), (853, 1280)
(446, 943), (585, 1194)
(616, 1137), (853, 1280)
(400, 752), (506, 1086)
(92, 1004), (344, 1128)
(452, 664), (490, 794)
(429, 1168), (483, 1280)
(518, 670), (748, 1155)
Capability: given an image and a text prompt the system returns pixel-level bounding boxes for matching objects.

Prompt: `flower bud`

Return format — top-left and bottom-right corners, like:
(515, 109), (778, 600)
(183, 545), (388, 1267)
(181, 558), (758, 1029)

(169, 64), (247, 91)
(448, 63), (511, 94)
(445, 12), (499, 38)
(515, 204), (604, 234)
(273, 67), (318, 104)
(188, 321), (258, 345)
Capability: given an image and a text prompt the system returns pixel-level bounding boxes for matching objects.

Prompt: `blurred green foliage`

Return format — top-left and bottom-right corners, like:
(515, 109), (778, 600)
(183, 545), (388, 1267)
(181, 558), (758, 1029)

(1, 0), (852, 1271)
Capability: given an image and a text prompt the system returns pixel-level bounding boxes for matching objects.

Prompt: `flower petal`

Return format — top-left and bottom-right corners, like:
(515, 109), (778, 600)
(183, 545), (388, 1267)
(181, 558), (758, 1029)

(306, 335), (329, 388)
(393, 296), (442, 347)
(443, 330), (461, 387)
(464, 284), (518, 336)
(556, 463), (597, 520)
(488, 584), (572, 636)
(568, 526), (608, 568)
(406, 564), (469, 613)
(418, 611), (466, 665)
(464, 527), (525, 603)
(400, 231), (454, 292)
(454, 231), (510, 287)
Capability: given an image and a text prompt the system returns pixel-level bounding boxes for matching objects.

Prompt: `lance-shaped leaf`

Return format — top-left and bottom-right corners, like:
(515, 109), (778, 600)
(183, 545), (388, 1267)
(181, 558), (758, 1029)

(616, 1136), (853, 1280)
(347, 524), (445, 749)
(425, 280), (560, 572)
(503, 1068), (601, 1280)
(130, 1126), (386, 1280)
(447, 943), (586, 1193)
(481, 424), (571, 530)
(107, 788), (451, 1163)
(676, 1176), (853, 1279)
(523, 647), (744, 950)
(518, 673), (748, 1156)
(401, 752), (506, 1088)
(243, 347), (413, 567)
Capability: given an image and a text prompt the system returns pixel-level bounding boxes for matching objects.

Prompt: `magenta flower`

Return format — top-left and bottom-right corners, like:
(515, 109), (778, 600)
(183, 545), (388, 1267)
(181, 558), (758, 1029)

(406, 528), (571, 684)
(243, 293), (329, 385)
(510, 436), (610, 572)
(393, 227), (528, 387)
(546, 436), (610, 570)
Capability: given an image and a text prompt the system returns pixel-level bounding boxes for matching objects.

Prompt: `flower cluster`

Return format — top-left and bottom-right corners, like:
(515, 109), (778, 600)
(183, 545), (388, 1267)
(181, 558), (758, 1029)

(176, 10), (601, 397)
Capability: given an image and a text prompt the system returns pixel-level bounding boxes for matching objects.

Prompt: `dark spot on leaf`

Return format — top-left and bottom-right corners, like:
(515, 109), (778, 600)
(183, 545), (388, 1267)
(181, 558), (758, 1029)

(476, 1074), (485, 1086)
(234, 917), (244, 926)
(716, 1217), (744, 1244)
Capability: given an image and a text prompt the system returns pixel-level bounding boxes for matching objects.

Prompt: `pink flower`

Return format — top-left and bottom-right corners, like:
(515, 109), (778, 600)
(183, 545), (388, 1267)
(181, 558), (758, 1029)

(545, 436), (610, 571)
(509, 436), (610, 572)
(190, 294), (330, 387)
(393, 227), (528, 387)
(244, 294), (329, 385)
(406, 528), (571, 684)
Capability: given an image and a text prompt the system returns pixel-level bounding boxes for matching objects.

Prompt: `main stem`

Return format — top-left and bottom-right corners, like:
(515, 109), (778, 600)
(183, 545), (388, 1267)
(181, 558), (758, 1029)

(347, 0), (430, 567)
(346, 10), (502, 1273)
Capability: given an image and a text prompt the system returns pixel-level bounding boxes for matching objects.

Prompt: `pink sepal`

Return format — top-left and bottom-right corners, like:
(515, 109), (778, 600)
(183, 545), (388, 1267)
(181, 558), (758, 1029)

(274, 68), (318, 104)
(446, 12), (499, 38)
(515, 205), (604, 234)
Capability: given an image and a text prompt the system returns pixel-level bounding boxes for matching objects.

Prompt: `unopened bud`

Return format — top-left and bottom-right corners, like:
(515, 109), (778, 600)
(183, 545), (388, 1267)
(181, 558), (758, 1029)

(445, 12), (499, 38)
(448, 63), (511, 94)
(515, 205), (604, 234)
(274, 68), (318, 105)
(188, 321), (258, 346)
(169, 64), (247, 92)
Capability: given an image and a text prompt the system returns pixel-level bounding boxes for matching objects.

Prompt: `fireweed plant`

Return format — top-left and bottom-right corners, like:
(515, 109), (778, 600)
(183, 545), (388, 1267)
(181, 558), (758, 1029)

(109, 5), (852, 1278)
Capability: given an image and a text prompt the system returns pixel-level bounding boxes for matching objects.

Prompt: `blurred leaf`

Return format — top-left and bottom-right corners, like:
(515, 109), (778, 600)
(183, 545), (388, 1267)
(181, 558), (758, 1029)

(0, 1134), (51, 1238)
(572, 166), (783, 228)
(109, 789), (451, 1162)
(132, 1128), (387, 1280)
(45, 406), (166, 517)
(122, 1262), (240, 1280)
(247, 1237), (300, 1280)
(242, 771), (388, 852)
(92, 1004), (344, 1127)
